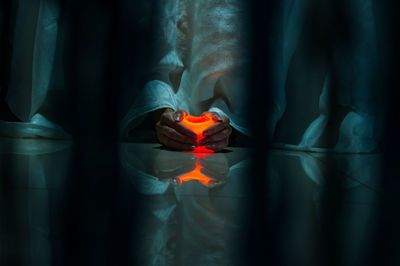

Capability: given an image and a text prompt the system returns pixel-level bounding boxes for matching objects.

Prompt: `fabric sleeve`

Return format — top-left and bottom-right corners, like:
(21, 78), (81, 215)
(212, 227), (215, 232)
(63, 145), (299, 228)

(120, 49), (184, 140)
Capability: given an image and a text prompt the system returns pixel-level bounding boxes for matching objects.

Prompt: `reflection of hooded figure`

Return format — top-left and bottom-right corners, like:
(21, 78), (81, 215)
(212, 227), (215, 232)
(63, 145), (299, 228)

(270, 150), (380, 266)
(0, 139), (72, 266)
(119, 143), (250, 265)
(121, 0), (251, 140)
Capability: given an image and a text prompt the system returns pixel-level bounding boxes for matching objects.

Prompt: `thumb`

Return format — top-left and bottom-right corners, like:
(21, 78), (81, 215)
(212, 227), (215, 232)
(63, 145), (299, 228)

(173, 110), (186, 122)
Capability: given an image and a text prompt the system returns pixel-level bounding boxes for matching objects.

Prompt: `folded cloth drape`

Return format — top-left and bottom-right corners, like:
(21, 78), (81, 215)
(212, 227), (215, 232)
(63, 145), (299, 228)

(121, 0), (251, 140)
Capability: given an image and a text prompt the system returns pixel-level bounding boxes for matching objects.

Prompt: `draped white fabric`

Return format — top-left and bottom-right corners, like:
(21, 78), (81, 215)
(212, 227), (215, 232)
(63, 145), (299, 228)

(270, 0), (382, 152)
(1, 0), (383, 152)
(0, 0), (68, 138)
(121, 0), (251, 139)
(7, 0), (60, 122)
(121, 0), (382, 152)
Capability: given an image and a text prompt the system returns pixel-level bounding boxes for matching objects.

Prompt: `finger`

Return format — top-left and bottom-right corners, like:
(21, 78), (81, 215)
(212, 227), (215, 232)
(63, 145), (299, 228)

(211, 112), (223, 122)
(199, 126), (232, 146)
(172, 110), (186, 122)
(156, 163), (196, 180)
(158, 133), (196, 151)
(199, 161), (229, 176)
(201, 111), (222, 122)
(200, 168), (227, 181)
(156, 123), (197, 145)
(199, 153), (228, 166)
(205, 139), (229, 152)
(158, 134), (195, 151)
(202, 116), (230, 137)
(160, 111), (197, 139)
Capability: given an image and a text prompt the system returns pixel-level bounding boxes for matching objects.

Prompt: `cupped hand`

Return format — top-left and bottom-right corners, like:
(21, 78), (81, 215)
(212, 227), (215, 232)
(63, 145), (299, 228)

(155, 109), (198, 151)
(199, 152), (229, 182)
(153, 150), (196, 181)
(199, 112), (232, 152)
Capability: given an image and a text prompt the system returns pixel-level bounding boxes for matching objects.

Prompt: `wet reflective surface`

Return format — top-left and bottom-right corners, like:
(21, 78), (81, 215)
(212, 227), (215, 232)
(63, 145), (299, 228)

(0, 139), (73, 266)
(0, 140), (383, 266)
(119, 143), (251, 265)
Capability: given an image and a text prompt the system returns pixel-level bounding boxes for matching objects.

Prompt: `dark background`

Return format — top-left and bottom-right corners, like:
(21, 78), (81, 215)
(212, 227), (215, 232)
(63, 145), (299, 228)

(1, 0), (399, 265)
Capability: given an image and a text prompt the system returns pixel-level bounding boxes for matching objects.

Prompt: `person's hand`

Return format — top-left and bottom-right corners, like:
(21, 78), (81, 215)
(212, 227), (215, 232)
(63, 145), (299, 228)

(199, 112), (232, 152)
(199, 153), (229, 184)
(153, 150), (196, 181)
(155, 109), (198, 151)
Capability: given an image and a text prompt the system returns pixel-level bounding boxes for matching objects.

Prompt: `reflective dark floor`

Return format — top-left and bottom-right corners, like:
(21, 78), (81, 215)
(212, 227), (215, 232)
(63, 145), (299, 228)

(0, 139), (383, 266)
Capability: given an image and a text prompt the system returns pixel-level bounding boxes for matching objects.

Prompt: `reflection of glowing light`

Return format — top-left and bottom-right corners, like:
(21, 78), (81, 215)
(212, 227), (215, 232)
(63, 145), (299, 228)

(179, 113), (216, 153)
(176, 162), (216, 186)
(192, 151), (211, 159)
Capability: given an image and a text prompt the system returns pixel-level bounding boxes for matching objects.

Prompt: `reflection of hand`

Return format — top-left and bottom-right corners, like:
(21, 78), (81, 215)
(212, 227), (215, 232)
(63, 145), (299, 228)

(153, 150), (196, 181)
(198, 153), (229, 183)
(199, 112), (232, 152)
(155, 109), (198, 151)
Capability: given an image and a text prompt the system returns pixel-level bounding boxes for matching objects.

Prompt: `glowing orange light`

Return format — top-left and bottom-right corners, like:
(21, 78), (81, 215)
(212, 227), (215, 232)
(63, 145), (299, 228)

(176, 162), (216, 186)
(179, 113), (217, 153)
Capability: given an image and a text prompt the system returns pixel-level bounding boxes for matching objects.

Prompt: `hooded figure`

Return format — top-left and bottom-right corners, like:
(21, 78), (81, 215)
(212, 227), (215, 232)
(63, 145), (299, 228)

(122, 0), (382, 153)
(271, 0), (383, 153)
(121, 0), (251, 141)
(0, 0), (69, 139)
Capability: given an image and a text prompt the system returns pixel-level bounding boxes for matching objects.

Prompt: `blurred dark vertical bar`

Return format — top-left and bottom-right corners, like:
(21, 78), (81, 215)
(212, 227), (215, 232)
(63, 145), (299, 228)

(317, 1), (345, 266)
(107, 1), (158, 266)
(62, 0), (121, 265)
(246, 1), (277, 265)
(0, 156), (21, 266)
(0, 2), (23, 265)
(373, 0), (400, 265)
(0, 0), (12, 114)
(0, 0), (10, 96)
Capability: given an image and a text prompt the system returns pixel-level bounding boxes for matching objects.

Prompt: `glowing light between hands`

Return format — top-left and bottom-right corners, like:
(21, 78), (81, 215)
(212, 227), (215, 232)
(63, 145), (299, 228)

(179, 113), (217, 153)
